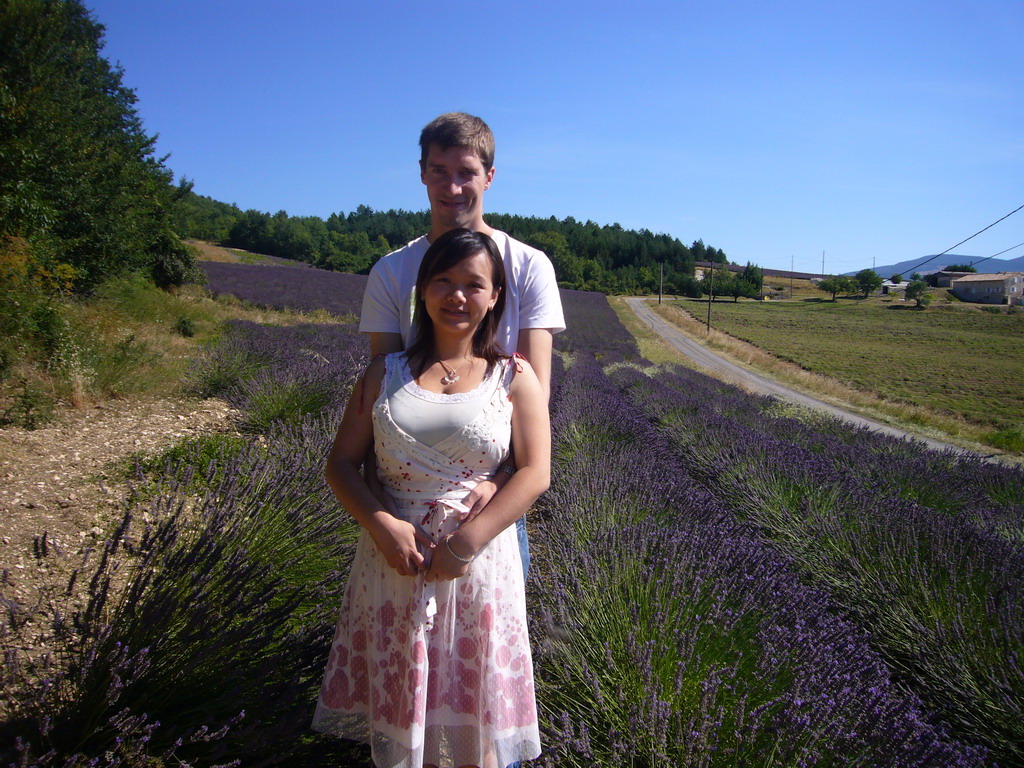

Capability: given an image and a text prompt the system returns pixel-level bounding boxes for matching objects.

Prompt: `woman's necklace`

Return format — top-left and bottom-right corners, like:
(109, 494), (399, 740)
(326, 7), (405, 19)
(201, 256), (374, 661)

(438, 357), (472, 385)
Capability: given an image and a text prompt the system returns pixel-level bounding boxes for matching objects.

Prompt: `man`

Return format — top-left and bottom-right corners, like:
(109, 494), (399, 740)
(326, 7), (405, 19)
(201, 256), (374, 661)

(359, 112), (564, 577)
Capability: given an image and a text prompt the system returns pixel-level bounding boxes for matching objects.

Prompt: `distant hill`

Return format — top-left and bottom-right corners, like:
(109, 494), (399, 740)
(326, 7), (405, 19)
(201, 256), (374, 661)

(845, 253), (1024, 278)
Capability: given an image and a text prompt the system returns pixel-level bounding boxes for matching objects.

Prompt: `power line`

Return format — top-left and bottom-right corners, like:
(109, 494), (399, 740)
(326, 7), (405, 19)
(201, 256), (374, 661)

(901, 202), (1024, 275)
(967, 240), (1024, 269)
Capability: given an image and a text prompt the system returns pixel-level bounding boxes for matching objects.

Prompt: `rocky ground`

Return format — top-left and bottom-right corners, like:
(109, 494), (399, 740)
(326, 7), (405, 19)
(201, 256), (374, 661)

(0, 397), (238, 606)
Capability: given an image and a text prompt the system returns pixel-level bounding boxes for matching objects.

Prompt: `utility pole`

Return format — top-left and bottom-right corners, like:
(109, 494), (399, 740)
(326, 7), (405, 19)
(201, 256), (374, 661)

(821, 250), (825, 276)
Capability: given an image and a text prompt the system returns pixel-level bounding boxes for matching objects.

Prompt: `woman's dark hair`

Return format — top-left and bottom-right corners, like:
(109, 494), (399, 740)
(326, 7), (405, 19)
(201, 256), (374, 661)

(406, 228), (507, 377)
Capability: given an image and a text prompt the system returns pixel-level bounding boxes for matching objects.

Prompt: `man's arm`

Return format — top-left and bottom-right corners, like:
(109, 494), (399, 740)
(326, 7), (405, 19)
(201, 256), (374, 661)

(369, 332), (403, 358)
(516, 328), (554, 404)
(458, 327), (554, 523)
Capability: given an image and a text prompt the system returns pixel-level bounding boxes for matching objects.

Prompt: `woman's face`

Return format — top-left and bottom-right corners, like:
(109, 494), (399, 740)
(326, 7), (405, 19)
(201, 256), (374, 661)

(421, 251), (499, 338)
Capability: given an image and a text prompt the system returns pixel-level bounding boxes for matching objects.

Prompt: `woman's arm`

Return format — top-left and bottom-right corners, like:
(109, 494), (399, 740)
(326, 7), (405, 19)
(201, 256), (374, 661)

(363, 334), (405, 515)
(426, 358), (551, 581)
(326, 357), (433, 576)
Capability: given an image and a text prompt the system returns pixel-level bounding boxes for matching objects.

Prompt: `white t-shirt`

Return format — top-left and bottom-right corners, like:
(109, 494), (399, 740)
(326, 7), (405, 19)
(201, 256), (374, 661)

(359, 230), (565, 354)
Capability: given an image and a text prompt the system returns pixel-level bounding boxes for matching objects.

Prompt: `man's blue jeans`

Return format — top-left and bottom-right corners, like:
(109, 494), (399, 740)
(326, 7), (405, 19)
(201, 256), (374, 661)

(516, 514), (530, 582)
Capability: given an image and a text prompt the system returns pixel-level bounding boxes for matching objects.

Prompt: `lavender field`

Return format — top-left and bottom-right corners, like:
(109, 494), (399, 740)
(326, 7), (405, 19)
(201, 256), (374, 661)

(2, 261), (1021, 767)
(201, 260), (368, 317)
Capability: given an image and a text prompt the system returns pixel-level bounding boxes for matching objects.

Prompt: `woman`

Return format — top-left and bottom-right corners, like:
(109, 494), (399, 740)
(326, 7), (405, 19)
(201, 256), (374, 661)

(312, 228), (549, 768)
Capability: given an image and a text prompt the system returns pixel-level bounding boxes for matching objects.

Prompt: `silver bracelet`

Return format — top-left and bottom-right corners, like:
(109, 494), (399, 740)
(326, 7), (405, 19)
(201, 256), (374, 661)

(499, 463), (516, 476)
(444, 535), (476, 564)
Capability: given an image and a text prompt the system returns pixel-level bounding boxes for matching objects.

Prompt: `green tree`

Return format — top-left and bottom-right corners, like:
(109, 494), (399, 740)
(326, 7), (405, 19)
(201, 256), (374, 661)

(904, 279), (932, 308)
(855, 269), (883, 297)
(728, 262), (762, 301)
(0, 0), (197, 289)
(172, 187), (241, 243)
(890, 273), (903, 284)
(701, 267), (733, 300)
(669, 272), (702, 298)
(945, 263), (977, 273)
(726, 274), (760, 301)
(527, 231), (583, 288)
(817, 275), (853, 300)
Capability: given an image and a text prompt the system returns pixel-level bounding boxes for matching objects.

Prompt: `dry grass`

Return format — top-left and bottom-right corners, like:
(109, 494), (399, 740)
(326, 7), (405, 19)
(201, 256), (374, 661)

(185, 239), (271, 264)
(761, 276), (823, 300)
(643, 301), (1006, 455)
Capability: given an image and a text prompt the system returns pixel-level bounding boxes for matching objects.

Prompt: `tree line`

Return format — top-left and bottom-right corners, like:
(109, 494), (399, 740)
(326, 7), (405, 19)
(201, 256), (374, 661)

(1, 0), (200, 292)
(0, 0), (734, 301)
(174, 193), (733, 296)
(1, 0), (207, 402)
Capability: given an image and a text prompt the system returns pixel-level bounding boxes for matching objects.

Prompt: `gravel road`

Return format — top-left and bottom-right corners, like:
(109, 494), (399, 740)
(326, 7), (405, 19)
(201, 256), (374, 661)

(625, 297), (974, 455)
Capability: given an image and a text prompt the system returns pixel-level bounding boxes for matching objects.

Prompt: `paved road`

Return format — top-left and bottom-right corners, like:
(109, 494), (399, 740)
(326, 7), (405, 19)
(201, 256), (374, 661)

(625, 297), (971, 454)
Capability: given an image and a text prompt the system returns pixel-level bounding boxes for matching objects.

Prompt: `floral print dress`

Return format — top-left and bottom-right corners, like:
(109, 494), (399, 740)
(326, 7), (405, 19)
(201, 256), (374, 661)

(312, 353), (540, 768)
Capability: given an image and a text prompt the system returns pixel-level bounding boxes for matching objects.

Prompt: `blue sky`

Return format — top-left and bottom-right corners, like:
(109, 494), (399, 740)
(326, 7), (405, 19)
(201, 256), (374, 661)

(88, 0), (1023, 274)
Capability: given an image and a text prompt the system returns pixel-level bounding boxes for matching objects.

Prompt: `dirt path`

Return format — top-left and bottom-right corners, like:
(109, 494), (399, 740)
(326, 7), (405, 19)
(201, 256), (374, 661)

(0, 397), (238, 603)
(625, 297), (976, 455)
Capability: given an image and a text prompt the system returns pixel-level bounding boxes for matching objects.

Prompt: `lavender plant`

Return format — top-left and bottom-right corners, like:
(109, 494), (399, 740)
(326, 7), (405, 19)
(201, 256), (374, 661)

(4, 271), (1014, 767)
(187, 320), (367, 431)
(611, 361), (1024, 764)
(201, 261), (368, 317)
(555, 289), (641, 362)
(529, 356), (985, 766)
(1, 415), (362, 766)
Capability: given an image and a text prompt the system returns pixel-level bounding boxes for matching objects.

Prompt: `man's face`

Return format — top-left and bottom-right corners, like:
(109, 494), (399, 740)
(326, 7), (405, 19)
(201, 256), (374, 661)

(421, 144), (495, 233)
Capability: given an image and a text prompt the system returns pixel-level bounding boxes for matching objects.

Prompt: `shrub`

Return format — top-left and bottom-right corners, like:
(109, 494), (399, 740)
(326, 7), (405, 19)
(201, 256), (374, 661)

(175, 316), (197, 337)
(237, 369), (337, 433)
(0, 376), (55, 428)
(186, 320), (366, 432)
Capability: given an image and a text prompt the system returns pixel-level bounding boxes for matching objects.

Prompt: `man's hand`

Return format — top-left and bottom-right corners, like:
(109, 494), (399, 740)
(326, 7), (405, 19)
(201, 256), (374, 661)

(459, 469), (511, 524)
(368, 514), (434, 577)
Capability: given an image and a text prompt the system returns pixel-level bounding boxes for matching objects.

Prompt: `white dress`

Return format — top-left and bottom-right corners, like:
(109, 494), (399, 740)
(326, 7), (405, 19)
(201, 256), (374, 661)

(312, 353), (541, 768)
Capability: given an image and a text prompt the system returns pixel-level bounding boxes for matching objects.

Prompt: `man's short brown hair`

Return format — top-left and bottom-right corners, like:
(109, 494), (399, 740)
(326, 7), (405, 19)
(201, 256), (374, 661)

(419, 112), (495, 172)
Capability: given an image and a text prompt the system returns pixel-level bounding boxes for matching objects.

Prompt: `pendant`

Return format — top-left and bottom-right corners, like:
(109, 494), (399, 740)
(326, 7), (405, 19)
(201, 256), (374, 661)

(440, 372), (460, 385)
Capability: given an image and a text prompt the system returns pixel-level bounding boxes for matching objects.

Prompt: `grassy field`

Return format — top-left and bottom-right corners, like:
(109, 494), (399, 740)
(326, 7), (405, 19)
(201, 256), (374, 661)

(672, 296), (1024, 432)
(185, 239), (300, 266)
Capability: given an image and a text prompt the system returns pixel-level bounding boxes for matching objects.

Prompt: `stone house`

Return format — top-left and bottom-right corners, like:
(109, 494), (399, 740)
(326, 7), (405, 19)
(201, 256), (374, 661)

(950, 272), (1024, 305)
(933, 270), (975, 288)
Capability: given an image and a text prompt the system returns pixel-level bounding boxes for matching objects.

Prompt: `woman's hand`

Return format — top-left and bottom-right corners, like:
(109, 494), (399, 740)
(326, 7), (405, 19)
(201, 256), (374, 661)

(368, 513), (434, 577)
(424, 536), (473, 582)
